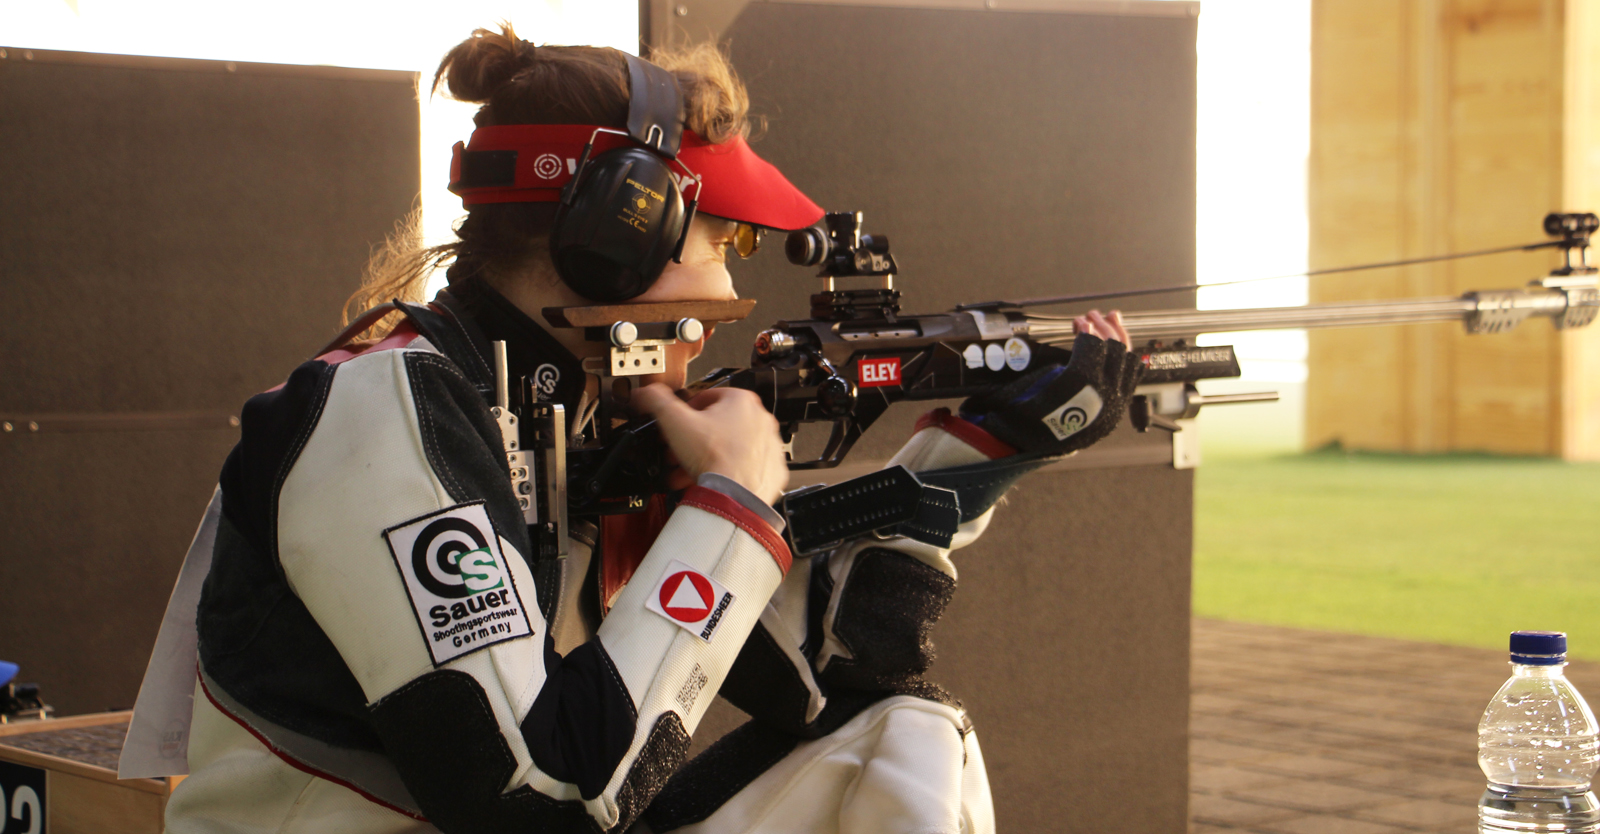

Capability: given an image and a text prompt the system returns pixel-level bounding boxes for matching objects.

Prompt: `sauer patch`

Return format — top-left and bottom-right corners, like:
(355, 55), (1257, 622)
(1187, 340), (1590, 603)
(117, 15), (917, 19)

(1040, 386), (1104, 441)
(384, 502), (534, 666)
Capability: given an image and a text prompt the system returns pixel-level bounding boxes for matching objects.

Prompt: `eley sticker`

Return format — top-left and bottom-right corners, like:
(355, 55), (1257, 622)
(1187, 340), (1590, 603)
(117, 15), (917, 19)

(1040, 386), (1103, 441)
(646, 560), (736, 643)
(858, 357), (901, 388)
(383, 502), (533, 666)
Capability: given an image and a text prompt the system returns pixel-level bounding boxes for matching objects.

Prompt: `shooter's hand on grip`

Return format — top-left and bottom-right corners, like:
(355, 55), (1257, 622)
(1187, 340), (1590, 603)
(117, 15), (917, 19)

(958, 310), (1143, 455)
(631, 383), (790, 504)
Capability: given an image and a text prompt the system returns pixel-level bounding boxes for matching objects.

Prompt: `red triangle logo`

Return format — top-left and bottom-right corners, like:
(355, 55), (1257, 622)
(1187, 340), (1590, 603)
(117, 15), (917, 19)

(658, 570), (714, 622)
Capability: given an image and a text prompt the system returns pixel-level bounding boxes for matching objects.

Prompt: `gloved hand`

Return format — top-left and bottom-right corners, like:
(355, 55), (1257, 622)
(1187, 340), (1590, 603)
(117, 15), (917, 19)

(958, 329), (1144, 455)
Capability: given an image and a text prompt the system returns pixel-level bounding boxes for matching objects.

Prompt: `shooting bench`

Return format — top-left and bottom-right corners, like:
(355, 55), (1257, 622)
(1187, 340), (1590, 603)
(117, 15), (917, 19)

(0, 713), (173, 834)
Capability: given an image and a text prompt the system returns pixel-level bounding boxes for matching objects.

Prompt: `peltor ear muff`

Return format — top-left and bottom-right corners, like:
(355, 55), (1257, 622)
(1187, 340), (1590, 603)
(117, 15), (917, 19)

(550, 54), (699, 303)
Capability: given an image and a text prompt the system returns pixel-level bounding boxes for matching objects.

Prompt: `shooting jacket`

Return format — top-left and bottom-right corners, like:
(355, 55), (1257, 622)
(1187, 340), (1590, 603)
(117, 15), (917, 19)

(143, 279), (1002, 834)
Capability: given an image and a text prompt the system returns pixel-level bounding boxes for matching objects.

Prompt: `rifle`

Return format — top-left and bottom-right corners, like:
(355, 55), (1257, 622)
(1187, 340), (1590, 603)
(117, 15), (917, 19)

(503, 210), (1598, 555)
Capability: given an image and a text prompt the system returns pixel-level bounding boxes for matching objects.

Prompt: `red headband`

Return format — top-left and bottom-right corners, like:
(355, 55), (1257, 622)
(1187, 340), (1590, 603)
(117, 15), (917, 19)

(448, 124), (824, 232)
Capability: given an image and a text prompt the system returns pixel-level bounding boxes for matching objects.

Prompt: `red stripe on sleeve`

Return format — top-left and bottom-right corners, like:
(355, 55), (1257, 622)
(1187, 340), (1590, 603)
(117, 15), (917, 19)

(914, 408), (1018, 459)
(678, 486), (792, 575)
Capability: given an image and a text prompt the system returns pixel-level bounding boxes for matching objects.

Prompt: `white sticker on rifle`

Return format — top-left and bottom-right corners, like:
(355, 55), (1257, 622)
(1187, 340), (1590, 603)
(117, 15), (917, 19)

(963, 343), (984, 369)
(1041, 387), (1104, 441)
(384, 502), (533, 666)
(984, 343), (1006, 371)
(1004, 337), (1031, 371)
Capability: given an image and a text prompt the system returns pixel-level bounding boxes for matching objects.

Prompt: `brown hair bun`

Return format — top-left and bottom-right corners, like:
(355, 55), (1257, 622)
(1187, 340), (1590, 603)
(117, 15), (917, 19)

(435, 24), (630, 128)
(433, 24), (537, 105)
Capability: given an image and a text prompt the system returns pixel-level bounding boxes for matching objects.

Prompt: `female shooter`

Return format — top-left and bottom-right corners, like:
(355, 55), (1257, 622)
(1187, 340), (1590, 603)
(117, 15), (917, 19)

(150, 25), (1138, 834)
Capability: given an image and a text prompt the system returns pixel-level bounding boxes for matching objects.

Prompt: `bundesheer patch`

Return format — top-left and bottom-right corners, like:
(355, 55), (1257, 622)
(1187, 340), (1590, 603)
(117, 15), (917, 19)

(646, 560), (736, 643)
(384, 502), (533, 666)
(1040, 386), (1104, 441)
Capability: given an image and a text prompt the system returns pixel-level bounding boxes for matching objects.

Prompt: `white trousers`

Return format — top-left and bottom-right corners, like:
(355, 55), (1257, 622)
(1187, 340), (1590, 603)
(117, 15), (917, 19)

(649, 695), (995, 834)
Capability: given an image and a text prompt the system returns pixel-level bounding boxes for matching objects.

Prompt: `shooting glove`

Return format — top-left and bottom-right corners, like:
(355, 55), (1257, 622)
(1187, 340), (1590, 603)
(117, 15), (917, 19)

(958, 332), (1143, 455)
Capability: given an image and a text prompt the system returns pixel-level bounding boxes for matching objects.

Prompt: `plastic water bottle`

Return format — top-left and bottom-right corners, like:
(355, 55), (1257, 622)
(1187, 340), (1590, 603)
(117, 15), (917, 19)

(1479, 631), (1600, 833)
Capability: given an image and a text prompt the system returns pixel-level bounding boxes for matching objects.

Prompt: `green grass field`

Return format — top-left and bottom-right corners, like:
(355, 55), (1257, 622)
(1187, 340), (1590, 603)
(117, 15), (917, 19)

(1193, 450), (1600, 658)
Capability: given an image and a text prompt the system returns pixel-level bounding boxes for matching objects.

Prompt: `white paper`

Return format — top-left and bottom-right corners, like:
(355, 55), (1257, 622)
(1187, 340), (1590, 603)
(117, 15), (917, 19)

(118, 487), (221, 778)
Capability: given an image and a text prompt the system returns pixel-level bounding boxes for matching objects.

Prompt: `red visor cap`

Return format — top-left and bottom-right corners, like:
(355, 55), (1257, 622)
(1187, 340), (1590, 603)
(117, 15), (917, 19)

(449, 125), (824, 232)
(679, 131), (823, 231)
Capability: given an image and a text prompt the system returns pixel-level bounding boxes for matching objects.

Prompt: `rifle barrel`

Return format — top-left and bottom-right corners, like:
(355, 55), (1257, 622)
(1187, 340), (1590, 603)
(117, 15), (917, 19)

(1024, 283), (1594, 343)
(1122, 296), (1475, 339)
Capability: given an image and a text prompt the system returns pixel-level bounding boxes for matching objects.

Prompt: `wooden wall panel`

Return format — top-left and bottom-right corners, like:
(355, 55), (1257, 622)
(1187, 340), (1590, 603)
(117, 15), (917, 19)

(1445, 1), (1565, 454)
(1562, 0), (1600, 460)
(1308, 0), (1575, 456)
(1308, 0), (1421, 452)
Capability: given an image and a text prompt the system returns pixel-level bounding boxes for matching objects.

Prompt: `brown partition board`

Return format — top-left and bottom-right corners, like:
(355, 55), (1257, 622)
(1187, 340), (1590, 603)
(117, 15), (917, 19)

(665, 3), (1199, 830)
(0, 49), (420, 716)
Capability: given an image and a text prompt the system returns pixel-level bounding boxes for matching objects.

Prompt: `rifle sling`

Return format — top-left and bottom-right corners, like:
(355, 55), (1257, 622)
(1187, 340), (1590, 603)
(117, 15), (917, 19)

(780, 466), (962, 555)
(915, 452), (1059, 524)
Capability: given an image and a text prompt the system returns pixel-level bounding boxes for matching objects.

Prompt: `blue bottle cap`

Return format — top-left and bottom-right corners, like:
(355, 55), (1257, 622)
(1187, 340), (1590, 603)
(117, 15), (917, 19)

(1510, 631), (1568, 665)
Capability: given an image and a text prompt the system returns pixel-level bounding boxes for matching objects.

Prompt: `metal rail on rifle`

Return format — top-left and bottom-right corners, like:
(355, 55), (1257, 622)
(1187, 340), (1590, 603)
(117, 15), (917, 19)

(520, 210), (1596, 517)
(705, 211), (1600, 469)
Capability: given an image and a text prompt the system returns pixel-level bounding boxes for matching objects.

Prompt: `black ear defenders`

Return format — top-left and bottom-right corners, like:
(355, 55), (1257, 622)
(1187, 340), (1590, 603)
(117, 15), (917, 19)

(550, 54), (701, 303)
